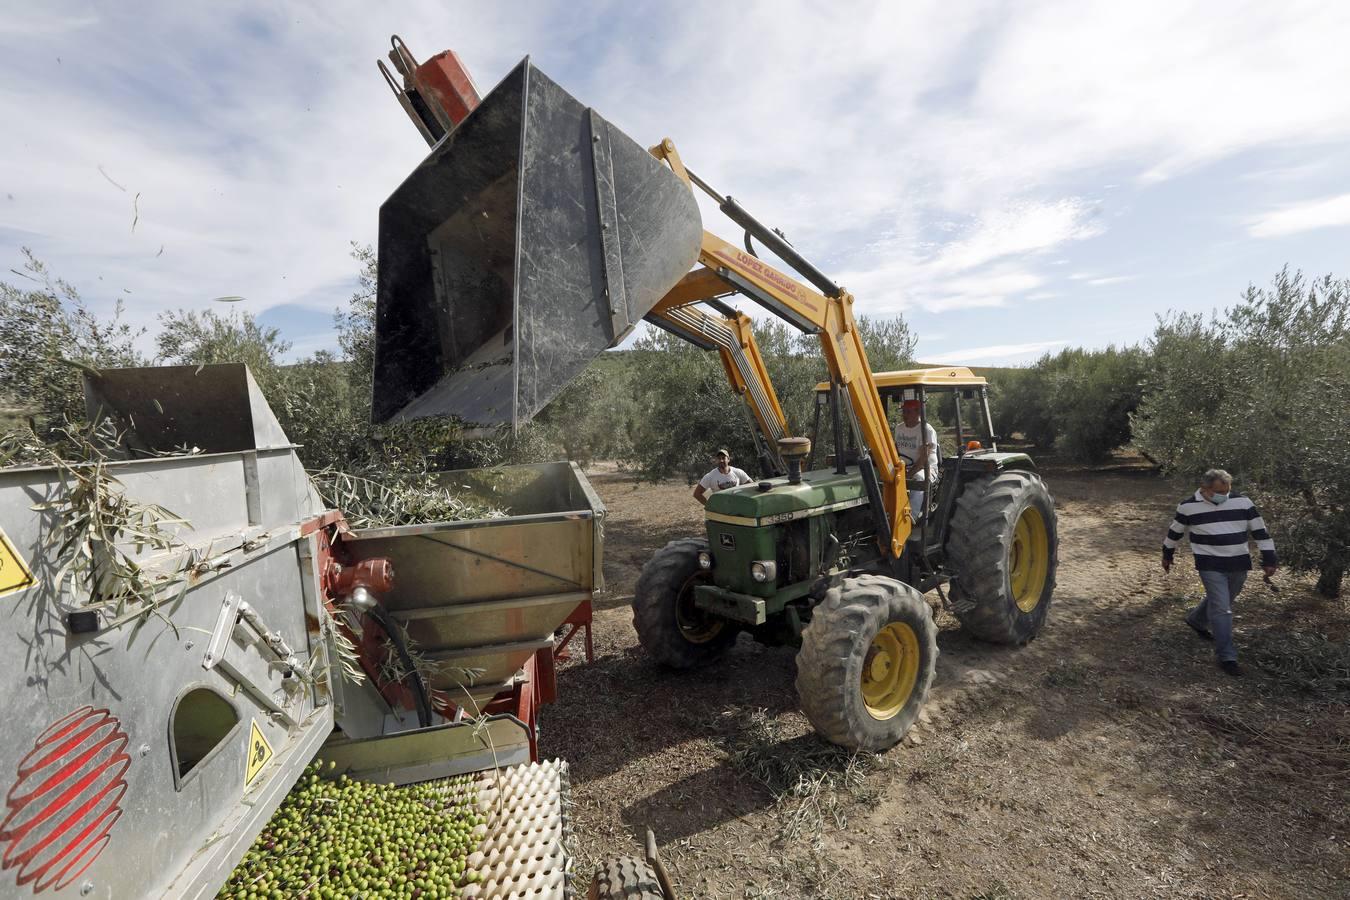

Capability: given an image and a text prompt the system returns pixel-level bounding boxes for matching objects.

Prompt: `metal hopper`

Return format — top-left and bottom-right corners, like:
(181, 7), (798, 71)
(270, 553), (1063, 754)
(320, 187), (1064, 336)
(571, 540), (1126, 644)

(338, 461), (605, 704)
(372, 57), (703, 428)
(0, 365), (608, 896)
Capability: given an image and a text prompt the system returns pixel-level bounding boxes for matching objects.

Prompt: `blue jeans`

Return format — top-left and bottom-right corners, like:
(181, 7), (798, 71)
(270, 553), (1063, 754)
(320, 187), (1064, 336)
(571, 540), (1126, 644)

(1188, 570), (1247, 663)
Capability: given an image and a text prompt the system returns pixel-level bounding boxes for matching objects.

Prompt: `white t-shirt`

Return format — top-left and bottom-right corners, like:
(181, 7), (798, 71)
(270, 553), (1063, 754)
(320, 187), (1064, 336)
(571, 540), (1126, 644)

(699, 466), (753, 494)
(893, 421), (940, 475)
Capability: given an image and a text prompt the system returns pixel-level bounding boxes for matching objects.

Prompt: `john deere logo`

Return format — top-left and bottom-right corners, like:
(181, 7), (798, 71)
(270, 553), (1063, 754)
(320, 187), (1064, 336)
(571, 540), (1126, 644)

(719, 533), (735, 549)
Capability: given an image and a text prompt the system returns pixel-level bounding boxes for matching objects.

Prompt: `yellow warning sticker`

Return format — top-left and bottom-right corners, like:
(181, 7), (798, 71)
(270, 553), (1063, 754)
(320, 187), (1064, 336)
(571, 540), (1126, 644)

(245, 719), (274, 787)
(0, 527), (36, 599)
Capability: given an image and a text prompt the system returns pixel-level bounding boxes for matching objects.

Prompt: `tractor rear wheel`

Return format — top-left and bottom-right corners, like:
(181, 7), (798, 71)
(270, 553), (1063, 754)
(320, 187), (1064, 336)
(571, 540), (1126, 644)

(945, 470), (1058, 644)
(634, 538), (736, 668)
(589, 856), (664, 899)
(795, 575), (937, 752)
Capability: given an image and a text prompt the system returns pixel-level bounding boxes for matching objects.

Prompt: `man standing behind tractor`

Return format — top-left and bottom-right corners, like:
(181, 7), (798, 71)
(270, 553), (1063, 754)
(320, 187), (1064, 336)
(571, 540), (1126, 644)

(1162, 468), (1278, 676)
(894, 398), (940, 522)
(694, 449), (753, 506)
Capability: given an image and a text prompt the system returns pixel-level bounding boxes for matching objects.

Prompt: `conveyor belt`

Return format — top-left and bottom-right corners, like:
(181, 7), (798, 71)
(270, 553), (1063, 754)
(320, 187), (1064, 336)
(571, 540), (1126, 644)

(438, 760), (574, 899)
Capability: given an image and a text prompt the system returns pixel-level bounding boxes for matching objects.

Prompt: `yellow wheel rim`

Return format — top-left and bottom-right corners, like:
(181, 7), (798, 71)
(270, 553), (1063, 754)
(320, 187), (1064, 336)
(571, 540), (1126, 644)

(1010, 506), (1050, 613)
(861, 622), (921, 720)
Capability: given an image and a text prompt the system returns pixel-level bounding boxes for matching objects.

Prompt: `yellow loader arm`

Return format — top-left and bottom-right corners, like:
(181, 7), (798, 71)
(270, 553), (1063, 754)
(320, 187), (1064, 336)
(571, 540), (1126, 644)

(645, 268), (789, 476)
(649, 140), (913, 556)
(368, 57), (909, 553)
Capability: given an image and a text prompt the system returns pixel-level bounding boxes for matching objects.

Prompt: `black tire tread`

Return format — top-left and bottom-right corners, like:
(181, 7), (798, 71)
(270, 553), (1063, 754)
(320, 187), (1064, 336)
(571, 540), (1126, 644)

(795, 574), (938, 752)
(946, 470), (1059, 644)
(633, 538), (736, 668)
(589, 856), (664, 900)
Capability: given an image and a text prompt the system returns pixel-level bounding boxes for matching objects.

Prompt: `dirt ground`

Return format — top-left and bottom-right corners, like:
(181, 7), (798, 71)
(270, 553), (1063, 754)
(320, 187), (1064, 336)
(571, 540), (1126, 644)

(541, 457), (1349, 899)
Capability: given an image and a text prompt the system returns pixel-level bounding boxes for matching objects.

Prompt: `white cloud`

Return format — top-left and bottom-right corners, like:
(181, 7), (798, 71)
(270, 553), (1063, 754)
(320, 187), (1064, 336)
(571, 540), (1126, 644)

(1245, 192), (1350, 238)
(835, 256), (1047, 315)
(3, 0), (1349, 364)
(926, 340), (1068, 364)
(930, 199), (1103, 274)
(1236, 160), (1332, 183)
(0, 1), (568, 350)
(834, 198), (1098, 314)
(930, 268), (1046, 310)
(1067, 272), (1134, 286)
(0, 8), (99, 37)
(942, 1), (1350, 191)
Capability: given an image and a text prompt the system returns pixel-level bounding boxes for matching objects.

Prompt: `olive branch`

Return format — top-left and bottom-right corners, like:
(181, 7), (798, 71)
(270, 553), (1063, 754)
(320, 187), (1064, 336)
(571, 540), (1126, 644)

(10, 418), (194, 625)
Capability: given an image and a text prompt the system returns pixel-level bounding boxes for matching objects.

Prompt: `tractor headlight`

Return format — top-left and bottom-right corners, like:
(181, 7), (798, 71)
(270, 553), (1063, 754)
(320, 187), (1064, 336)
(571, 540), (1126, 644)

(697, 551), (713, 570)
(750, 560), (777, 583)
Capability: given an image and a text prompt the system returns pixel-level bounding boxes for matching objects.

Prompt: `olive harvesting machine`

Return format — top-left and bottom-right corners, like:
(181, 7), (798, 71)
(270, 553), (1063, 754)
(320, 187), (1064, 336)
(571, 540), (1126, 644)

(0, 364), (605, 898)
(0, 25), (1063, 898)
(373, 42), (1060, 755)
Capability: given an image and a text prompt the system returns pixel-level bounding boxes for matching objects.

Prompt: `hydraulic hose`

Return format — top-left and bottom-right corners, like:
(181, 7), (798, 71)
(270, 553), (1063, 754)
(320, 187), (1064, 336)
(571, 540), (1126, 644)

(366, 605), (433, 728)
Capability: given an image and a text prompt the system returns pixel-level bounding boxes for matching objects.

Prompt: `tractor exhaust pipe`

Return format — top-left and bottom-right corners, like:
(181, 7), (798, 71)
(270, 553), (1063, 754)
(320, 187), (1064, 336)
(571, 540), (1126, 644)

(779, 437), (811, 485)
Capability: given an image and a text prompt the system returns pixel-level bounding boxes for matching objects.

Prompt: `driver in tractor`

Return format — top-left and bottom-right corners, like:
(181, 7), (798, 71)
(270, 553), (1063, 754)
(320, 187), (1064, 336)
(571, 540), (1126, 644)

(894, 398), (940, 522)
(693, 449), (753, 506)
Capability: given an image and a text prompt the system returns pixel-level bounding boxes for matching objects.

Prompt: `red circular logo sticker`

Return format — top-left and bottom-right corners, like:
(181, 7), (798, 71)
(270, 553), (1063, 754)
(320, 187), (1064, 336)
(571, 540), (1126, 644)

(1, 707), (130, 893)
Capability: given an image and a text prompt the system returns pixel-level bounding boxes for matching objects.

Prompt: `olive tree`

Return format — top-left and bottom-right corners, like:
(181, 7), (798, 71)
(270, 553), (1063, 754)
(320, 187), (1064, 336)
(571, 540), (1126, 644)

(988, 346), (1148, 462)
(1133, 269), (1350, 597)
(621, 312), (916, 481)
(622, 326), (757, 481)
(988, 366), (1056, 449)
(1049, 346), (1149, 462)
(0, 249), (144, 432)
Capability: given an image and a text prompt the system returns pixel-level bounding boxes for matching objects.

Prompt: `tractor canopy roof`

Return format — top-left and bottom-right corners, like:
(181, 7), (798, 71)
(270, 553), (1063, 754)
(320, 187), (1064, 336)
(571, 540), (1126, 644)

(813, 366), (988, 395)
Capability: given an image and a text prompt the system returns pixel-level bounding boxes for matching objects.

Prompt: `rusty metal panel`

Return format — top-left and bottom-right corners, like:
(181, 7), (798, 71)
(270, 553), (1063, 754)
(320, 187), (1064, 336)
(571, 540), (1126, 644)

(396, 590), (592, 651)
(411, 48), (480, 132)
(353, 517), (594, 603)
(341, 462), (605, 696)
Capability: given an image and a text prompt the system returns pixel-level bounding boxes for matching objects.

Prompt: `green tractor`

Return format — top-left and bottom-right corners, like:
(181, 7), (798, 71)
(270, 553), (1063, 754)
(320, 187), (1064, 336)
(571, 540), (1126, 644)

(364, 55), (1058, 753)
(634, 367), (1058, 751)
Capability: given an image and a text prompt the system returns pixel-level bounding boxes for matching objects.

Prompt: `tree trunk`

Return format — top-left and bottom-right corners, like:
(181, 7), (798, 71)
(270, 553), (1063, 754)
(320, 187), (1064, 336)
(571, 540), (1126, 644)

(1315, 565), (1344, 599)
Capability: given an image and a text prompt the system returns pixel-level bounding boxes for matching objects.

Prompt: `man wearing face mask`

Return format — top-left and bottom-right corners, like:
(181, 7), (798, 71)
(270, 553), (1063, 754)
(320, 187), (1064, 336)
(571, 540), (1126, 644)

(1161, 468), (1278, 676)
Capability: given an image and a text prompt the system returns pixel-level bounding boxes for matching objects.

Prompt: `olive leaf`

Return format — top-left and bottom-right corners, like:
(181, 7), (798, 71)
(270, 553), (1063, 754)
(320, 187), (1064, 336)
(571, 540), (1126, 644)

(11, 417), (192, 620)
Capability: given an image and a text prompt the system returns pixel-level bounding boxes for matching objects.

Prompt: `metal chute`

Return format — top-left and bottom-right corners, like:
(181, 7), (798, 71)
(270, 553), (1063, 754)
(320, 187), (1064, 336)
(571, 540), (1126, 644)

(373, 58), (703, 427)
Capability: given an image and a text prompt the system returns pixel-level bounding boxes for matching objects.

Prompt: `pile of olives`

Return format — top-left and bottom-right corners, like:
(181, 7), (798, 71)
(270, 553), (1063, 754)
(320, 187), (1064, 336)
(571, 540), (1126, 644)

(219, 761), (485, 899)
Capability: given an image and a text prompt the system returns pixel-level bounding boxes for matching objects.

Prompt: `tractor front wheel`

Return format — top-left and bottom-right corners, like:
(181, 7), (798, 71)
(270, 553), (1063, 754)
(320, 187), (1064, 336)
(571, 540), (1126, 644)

(634, 538), (737, 668)
(945, 470), (1059, 644)
(795, 575), (938, 752)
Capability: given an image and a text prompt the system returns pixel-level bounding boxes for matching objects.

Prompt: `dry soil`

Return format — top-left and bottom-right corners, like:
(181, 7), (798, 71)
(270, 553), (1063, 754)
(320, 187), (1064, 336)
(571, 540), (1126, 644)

(541, 456), (1349, 899)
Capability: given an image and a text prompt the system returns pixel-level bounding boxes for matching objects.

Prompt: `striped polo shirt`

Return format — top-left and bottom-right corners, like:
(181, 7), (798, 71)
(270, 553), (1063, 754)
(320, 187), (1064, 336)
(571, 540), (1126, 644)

(1162, 491), (1278, 572)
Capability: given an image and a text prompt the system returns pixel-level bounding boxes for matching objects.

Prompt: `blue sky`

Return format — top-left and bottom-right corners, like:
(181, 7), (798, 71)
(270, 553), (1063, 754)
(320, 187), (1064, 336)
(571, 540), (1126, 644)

(3, 1), (1349, 366)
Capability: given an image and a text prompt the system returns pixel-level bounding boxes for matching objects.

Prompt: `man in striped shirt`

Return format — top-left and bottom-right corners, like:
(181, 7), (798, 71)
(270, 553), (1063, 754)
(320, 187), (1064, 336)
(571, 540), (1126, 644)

(1162, 468), (1278, 676)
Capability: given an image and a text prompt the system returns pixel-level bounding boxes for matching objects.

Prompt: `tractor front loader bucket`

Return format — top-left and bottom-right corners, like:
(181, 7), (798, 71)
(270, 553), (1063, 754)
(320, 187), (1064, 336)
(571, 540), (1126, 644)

(373, 57), (703, 428)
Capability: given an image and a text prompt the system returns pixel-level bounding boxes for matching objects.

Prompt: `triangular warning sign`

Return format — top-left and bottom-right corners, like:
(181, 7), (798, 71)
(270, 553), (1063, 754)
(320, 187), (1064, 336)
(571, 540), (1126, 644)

(245, 719), (274, 787)
(0, 528), (36, 599)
